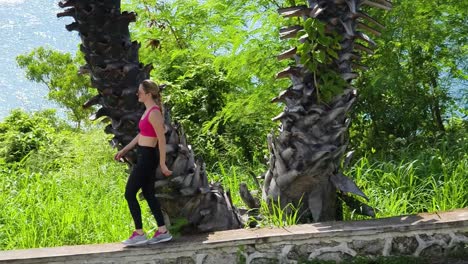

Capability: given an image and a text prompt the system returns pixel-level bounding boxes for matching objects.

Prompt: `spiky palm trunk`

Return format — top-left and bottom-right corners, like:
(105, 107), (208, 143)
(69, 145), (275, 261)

(257, 0), (391, 222)
(57, 0), (242, 233)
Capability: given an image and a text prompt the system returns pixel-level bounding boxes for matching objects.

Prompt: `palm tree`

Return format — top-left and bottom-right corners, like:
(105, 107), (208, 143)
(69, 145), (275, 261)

(242, 0), (392, 222)
(57, 0), (242, 233)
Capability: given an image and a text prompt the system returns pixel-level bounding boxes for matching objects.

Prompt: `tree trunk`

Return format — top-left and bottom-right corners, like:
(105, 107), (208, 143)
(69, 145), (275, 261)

(57, 0), (242, 233)
(243, 0), (392, 223)
(429, 75), (446, 133)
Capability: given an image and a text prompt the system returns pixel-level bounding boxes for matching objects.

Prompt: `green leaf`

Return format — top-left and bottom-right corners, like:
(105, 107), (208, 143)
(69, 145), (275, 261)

(327, 48), (339, 59)
(314, 50), (326, 63)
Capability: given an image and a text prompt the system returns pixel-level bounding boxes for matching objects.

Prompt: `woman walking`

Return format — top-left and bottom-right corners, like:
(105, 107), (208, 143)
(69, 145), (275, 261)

(115, 79), (173, 246)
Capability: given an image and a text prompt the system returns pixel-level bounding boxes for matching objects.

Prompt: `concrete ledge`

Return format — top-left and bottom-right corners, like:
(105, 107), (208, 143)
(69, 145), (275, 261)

(1, 208), (467, 263)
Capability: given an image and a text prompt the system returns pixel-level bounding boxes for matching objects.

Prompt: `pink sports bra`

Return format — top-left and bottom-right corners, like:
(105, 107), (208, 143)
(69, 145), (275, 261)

(138, 105), (161, 138)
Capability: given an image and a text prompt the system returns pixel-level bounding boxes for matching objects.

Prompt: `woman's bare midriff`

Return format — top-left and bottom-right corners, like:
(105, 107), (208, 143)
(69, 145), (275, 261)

(138, 134), (158, 147)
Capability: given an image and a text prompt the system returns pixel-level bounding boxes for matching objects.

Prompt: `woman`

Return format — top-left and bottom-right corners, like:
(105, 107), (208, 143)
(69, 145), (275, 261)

(114, 79), (173, 246)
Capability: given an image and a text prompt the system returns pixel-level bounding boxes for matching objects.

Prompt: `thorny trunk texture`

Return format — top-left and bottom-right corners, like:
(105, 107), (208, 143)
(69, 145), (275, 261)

(242, 0), (391, 223)
(57, 0), (242, 233)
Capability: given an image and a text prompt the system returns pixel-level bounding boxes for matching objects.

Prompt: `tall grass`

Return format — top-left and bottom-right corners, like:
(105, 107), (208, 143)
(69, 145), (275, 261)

(1, 127), (466, 250)
(207, 161), (262, 207)
(0, 129), (157, 250)
(257, 196), (304, 227)
(209, 141), (467, 225)
(345, 151), (467, 219)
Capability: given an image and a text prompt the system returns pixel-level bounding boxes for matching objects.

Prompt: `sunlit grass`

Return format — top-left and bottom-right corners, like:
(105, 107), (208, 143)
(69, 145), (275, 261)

(0, 129), (144, 250)
(209, 144), (467, 225)
(345, 154), (467, 219)
(208, 161), (261, 207)
(256, 196), (304, 227)
(1, 127), (466, 250)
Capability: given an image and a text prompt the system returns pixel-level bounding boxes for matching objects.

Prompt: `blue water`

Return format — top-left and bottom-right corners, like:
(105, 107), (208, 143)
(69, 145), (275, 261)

(0, 0), (79, 120)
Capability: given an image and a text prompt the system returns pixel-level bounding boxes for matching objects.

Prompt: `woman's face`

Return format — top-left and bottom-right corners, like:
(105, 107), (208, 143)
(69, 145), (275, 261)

(137, 85), (150, 103)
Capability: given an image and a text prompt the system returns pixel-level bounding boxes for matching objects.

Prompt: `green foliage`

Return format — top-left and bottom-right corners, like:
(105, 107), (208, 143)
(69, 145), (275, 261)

(344, 133), (468, 219)
(257, 196), (304, 227)
(16, 47), (93, 129)
(201, 87), (279, 163)
(166, 62), (230, 126)
(351, 0), (468, 152)
(296, 17), (346, 102)
(122, 0), (286, 165)
(0, 109), (68, 163)
(0, 109), (466, 249)
(0, 121), (131, 249)
(121, 0), (468, 163)
(300, 18), (341, 64)
(165, 217), (188, 238)
(161, 60), (236, 164)
(208, 161), (262, 206)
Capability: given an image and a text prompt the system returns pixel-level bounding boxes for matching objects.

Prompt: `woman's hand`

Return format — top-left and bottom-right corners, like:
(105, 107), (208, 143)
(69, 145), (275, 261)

(160, 164), (172, 177)
(114, 149), (127, 162)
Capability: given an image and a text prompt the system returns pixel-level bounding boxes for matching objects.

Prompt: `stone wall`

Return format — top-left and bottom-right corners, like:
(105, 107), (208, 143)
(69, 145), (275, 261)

(1, 209), (467, 264)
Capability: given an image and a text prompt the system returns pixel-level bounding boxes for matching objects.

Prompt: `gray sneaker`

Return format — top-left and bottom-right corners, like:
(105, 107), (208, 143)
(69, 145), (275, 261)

(122, 231), (148, 246)
(148, 230), (172, 244)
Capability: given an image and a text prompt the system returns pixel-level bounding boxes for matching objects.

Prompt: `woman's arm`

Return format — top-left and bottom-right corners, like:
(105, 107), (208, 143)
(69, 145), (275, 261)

(149, 110), (172, 176)
(114, 134), (139, 161)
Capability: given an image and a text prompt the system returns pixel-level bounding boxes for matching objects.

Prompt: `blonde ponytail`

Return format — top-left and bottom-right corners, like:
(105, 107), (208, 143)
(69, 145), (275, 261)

(141, 79), (164, 113)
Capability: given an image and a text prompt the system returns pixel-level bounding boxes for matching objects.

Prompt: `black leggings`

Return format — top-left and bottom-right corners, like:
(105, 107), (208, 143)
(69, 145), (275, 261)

(125, 145), (165, 229)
